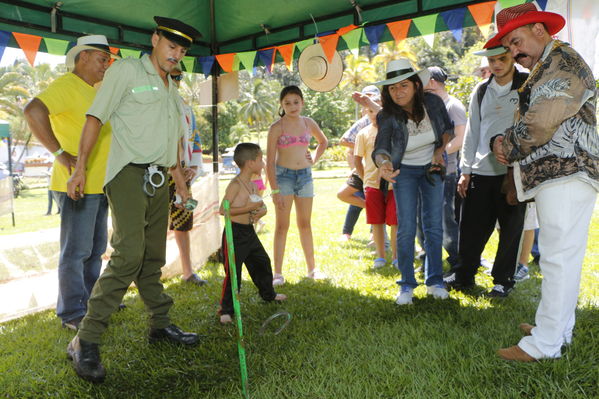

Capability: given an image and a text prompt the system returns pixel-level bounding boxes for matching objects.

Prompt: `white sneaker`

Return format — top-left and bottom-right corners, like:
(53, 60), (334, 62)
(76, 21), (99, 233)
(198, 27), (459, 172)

(307, 269), (327, 280)
(427, 285), (449, 300)
(272, 274), (285, 286)
(395, 288), (414, 305)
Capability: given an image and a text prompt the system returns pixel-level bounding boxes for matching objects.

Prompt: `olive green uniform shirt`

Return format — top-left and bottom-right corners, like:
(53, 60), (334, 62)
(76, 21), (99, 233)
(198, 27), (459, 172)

(87, 54), (184, 186)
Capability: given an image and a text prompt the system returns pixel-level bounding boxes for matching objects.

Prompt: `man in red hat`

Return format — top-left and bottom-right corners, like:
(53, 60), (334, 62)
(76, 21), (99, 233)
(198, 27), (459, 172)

(489, 4), (598, 362)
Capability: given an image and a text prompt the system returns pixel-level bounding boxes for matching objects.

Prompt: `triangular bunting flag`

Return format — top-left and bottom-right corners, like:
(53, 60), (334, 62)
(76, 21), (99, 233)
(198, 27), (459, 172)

(13, 32), (42, 66)
(216, 53), (236, 73)
(120, 48), (141, 59)
(498, 0), (525, 9)
(468, 1), (497, 38)
(319, 34), (339, 62)
(337, 24), (358, 37)
(341, 28), (363, 57)
(109, 47), (120, 56)
(441, 8), (466, 42)
(387, 20), (411, 43)
(43, 38), (69, 55)
(296, 38), (315, 53)
(257, 48), (275, 73)
(0, 31), (10, 64)
(364, 25), (385, 54)
(181, 56), (195, 73)
(198, 56), (215, 77)
(412, 14), (438, 48)
(237, 51), (257, 71)
(232, 55), (241, 72)
(276, 43), (295, 70)
(535, 0), (548, 10)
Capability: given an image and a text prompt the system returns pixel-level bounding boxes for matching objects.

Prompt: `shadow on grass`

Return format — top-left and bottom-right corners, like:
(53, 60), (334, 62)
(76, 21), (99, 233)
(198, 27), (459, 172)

(0, 265), (597, 399)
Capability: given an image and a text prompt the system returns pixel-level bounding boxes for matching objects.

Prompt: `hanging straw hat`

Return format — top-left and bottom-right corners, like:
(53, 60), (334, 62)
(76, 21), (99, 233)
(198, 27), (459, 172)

(484, 3), (565, 48)
(374, 58), (430, 87)
(298, 43), (344, 92)
(65, 35), (119, 71)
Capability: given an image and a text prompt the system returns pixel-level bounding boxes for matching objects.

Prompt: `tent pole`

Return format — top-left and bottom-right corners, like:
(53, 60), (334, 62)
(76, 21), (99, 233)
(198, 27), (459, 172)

(210, 0), (219, 173)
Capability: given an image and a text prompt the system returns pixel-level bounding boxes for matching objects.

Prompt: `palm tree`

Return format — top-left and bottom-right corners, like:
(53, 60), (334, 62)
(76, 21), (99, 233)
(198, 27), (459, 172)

(340, 54), (377, 119)
(239, 78), (278, 134)
(372, 41), (418, 76)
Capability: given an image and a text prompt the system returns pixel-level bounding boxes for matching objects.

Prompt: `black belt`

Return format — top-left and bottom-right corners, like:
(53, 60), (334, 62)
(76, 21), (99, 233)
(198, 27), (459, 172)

(128, 163), (168, 172)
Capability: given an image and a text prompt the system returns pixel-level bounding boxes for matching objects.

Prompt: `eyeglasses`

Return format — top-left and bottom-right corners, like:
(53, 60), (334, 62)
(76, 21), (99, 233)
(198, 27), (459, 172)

(171, 74), (183, 82)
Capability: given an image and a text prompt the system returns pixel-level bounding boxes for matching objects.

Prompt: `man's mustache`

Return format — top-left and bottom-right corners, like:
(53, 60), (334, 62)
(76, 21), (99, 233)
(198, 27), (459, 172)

(515, 53), (529, 61)
(167, 57), (178, 63)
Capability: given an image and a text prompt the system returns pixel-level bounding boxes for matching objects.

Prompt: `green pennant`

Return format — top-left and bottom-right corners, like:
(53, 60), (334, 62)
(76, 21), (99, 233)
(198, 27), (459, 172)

(499, 0), (526, 8)
(43, 38), (69, 55)
(411, 13), (438, 36)
(237, 51), (256, 71)
(120, 48), (141, 59)
(181, 56), (195, 73)
(296, 38), (315, 53)
(412, 13), (438, 48)
(341, 28), (363, 57)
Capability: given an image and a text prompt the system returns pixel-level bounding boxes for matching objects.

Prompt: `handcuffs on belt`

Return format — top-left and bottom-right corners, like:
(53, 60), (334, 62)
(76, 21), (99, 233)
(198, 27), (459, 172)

(142, 165), (165, 197)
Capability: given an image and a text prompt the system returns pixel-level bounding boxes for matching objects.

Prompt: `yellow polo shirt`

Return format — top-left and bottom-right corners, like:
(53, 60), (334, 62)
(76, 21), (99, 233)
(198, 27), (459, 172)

(36, 73), (112, 194)
(87, 54), (185, 186)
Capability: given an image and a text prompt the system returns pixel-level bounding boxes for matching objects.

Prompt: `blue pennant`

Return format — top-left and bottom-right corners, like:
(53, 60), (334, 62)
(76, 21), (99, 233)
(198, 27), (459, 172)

(0, 31), (11, 63)
(364, 25), (386, 54)
(441, 8), (466, 42)
(199, 56), (215, 77)
(536, 0), (548, 11)
(257, 48), (275, 73)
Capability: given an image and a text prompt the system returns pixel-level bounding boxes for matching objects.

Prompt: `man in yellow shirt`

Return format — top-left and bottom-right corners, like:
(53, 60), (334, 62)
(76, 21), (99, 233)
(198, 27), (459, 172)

(24, 35), (118, 331)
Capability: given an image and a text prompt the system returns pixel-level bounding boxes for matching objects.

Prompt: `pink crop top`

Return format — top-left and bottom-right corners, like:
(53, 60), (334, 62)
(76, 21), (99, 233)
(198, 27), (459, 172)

(277, 118), (311, 148)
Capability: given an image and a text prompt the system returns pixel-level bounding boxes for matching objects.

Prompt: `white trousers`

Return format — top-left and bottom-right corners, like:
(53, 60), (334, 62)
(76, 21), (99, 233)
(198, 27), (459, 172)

(518, 179), (596, 359)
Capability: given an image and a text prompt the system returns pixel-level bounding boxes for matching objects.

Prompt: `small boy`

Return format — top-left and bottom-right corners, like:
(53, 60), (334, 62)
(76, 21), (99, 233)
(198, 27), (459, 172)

(354, 99), (398, 269)
(218, 143), (286, 324)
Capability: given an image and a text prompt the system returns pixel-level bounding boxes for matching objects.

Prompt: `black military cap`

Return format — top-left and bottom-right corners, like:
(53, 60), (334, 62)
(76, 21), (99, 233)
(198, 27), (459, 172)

(153, 16), (202, 48)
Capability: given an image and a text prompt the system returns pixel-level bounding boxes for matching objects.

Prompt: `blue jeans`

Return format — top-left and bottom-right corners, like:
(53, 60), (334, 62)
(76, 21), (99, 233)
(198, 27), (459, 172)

(52, 191), (109, 323)
(442, 173), (460, 267)
(275, 165), (314, 197)
(392, 165), (444, 288)
(342, 191), (365, 235)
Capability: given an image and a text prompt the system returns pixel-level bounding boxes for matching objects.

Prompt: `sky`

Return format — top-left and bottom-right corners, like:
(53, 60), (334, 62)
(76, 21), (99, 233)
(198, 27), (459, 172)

(0, 47), (65, 68)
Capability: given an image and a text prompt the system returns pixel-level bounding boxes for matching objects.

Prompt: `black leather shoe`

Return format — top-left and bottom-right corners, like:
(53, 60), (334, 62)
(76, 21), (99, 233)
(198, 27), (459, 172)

(149, 324), (199, 346)
(67, 336), (106, 383)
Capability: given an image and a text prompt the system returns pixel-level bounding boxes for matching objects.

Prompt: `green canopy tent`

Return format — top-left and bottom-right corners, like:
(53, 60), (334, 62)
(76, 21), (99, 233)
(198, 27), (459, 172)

(0, 0), (500, 171)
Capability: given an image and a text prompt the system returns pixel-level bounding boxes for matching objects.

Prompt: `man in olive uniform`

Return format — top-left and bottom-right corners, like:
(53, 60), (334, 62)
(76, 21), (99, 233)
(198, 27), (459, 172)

(66, 17), (202, 383)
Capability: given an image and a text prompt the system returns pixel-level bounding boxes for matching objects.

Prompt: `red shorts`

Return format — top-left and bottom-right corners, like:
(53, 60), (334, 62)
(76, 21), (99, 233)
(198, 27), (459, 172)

(365, 187), (397, 225)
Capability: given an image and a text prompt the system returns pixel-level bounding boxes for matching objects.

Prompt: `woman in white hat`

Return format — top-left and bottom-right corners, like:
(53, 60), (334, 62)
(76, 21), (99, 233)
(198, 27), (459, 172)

(355, 58), (454, 305)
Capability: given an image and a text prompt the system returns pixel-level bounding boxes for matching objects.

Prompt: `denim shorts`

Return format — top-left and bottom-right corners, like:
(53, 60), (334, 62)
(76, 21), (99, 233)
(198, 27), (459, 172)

(275, 165), (314, 197)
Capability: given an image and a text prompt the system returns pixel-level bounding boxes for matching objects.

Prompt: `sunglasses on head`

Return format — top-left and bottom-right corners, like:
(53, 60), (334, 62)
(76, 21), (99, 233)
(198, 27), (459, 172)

(171, 74), (183, 82)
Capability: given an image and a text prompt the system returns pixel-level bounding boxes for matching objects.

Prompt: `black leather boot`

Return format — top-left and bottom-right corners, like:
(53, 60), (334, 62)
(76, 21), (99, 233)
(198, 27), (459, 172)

(67, 336), (106, 383)
(149, 324), (200, 346)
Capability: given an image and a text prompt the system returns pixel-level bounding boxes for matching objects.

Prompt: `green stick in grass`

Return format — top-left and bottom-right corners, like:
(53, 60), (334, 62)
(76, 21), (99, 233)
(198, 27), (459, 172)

(223, 200), (250, 399)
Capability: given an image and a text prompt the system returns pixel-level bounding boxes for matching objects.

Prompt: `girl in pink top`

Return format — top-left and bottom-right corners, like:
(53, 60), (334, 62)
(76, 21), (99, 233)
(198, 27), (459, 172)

(266, 86), (328, 285)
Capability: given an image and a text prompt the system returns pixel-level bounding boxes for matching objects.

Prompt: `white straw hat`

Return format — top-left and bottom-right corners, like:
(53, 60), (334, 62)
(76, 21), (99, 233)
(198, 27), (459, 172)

(298, 44), (344, 92)
(374, 58), (430, 87)
(65, 35), (120, 71)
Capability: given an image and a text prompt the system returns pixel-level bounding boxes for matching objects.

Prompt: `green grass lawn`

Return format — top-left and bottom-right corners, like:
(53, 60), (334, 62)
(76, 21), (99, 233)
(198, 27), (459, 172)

(0, 177), (597, 398)
(0, 187), (61, 235)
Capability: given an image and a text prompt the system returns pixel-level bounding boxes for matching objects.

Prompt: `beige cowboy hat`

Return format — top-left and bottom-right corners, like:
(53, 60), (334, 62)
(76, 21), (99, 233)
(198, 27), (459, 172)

(298, 43), (344, 92)
(65, 35), (120, 71)
(374, 58), (430, 87)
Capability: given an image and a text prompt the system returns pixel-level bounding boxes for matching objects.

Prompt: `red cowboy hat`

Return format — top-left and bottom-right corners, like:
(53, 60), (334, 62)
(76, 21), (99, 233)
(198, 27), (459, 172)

(484, 3), (565, 48)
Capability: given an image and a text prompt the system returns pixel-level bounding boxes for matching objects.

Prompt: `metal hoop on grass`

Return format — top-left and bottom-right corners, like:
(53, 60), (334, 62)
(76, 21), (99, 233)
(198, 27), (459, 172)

(259, 311), (292, 336)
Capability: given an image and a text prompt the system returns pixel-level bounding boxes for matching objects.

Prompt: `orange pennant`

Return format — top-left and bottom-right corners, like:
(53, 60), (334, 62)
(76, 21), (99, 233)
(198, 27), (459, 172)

(318, 34), (340, 63)
(337, 24), (358, 37)
(276, 43), (295, 70)
(468, 1), (497, 36)
(386, 20), (411, 43)
(12, 32), (42, 67)
(109, 47), (120, 55)
(215, 53), (236, 73)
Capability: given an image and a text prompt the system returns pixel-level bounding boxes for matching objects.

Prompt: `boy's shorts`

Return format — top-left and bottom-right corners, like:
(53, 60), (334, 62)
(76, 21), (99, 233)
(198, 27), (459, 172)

(168, 175), (193, 231)
(346, 172), (363, 192)
(365, 186), (397, 225)
(523, 202), (539, 230)
(275, 165), (314, 197)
